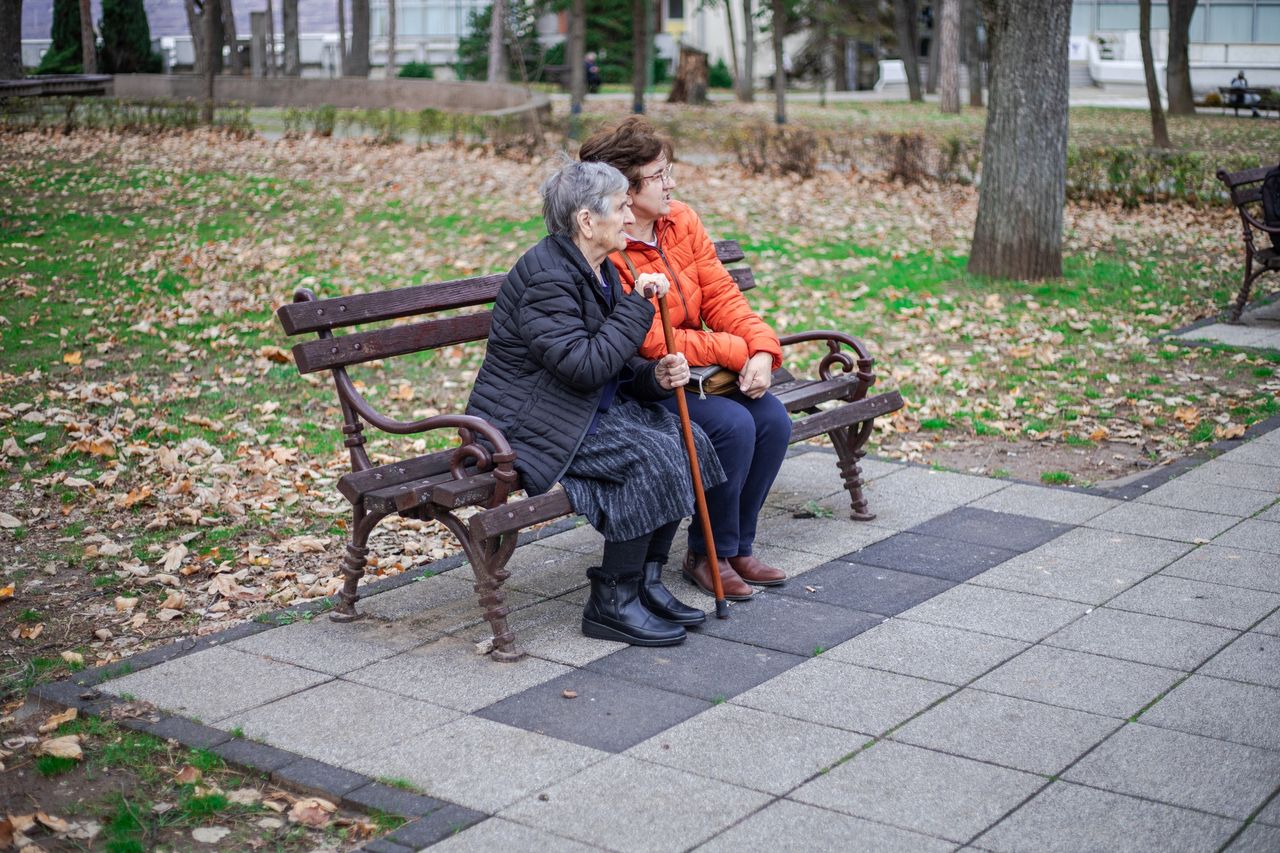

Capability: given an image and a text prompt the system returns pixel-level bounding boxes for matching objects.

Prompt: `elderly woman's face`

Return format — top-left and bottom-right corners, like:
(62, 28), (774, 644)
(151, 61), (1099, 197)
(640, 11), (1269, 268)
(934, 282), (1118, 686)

(628, 156), (675, 223)
(590, 191), (634, 253)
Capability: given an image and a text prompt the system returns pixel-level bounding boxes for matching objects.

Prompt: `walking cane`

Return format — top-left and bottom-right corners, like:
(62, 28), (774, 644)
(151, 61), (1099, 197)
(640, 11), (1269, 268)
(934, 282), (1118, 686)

(657, 292), (729, 619)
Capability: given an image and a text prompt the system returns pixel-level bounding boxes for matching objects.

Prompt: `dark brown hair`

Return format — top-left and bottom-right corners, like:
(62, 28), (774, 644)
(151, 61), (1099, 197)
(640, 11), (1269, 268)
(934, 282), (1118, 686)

(577, 116), (674, 192)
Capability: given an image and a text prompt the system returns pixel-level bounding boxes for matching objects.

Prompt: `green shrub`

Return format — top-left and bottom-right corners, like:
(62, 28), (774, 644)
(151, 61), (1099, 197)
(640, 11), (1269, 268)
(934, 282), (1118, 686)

(708, 57), (734, 89)
(398, 61), (435, 79)
(100, 0), (163, 73)
(36, 0), (84, 74)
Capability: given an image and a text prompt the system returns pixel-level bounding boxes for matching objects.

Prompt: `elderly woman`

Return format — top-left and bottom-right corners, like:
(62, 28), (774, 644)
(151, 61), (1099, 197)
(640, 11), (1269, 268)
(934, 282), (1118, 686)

(466, 160), (723, 646)
(579, 117), (792, 602)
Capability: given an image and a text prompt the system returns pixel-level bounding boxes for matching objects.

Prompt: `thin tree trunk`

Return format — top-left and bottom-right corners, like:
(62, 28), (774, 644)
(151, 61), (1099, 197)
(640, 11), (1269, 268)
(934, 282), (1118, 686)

(223, 0), (242, 75)
(385, 0), (394, 78)
(724, 0), (740, 95)
(0, 0), (21, 79)
(283, 0), (299, 75)
(770, 0), (785, 123)
(740, 0), (754, 102)
(892, 0), (921, 101)
(185, 0), (205, 71)
(78, 0), (96, 73)
(631, 0), (646, 111)
(1166, 0), (1197, 115)
(337, 0), (347, 75)
(968, 0), (1071, 281)
(349, 0), (369, 76)
(487, 0), (506, 82)
(925, 12), (939, 93)
(568, 0), (585, 115)
(965, 0), (983, 106)
(939, 0), (959, 112)
(1139, 0), (1170, 147)
(264, 0), (275, 74)
(202, 0), (219, 122)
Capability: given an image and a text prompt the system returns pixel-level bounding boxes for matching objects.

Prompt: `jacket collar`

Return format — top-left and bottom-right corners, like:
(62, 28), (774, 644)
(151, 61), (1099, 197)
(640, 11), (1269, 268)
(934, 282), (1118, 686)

(548, 233), (616, 310)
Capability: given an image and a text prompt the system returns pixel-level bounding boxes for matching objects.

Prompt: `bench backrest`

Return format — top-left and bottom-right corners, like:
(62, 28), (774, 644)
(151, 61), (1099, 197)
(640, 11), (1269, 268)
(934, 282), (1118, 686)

(1217, 165), (1280, 232)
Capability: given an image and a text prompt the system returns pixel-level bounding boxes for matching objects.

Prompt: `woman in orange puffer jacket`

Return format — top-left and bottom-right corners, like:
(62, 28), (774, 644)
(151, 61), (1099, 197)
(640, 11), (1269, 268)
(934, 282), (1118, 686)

(580, 117), (792, 602)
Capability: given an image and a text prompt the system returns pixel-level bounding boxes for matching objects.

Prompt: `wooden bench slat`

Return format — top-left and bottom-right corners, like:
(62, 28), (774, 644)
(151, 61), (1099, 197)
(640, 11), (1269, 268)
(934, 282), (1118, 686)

(469, 489), (575, 540)
(1219, 165), (1274, 188)
(278, 274), (506, 335)
(338, 450), (457, 503)
(292, 312), (493, 374)
(789, 391), (904, 442)
(715, 240), (745, 265)
(728, 267), (756, 292)
(774, 374), (870, 413)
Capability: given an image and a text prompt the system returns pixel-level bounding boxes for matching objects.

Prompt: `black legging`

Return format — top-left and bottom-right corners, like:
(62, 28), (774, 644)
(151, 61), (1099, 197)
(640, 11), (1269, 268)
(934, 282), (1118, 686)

(599, 520), (681, 578)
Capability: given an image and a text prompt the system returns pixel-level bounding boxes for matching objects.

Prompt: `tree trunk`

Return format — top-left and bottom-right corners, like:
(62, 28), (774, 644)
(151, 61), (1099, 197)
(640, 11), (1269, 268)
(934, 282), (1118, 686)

(223, 0), (242, 75)
(1166, 0), (1197, 115)
(724, 0), (741, 96)
(965, 0), (983, 106)
(349, 0), (369, 76)
(938, 0), (959, 112)
(739, 0), (754, 101)
(568, 0), (585, 115)
(78, 0), (96, 73)
(631, 0), (646, 112)
(337, 0), (346, 75)
(1139, 0), (1169, 147)
(185, 0), (204, 71)
(385, 0), (395, 78)
(283, 0), (299, 75)
(0, 0), (23, 79)
(669, 44), (708, 104)
(925, 11), (939, 93)
(264, 0), (275, 74)
(487, 0), (506, 82)
(892, 0), (921, 101)
(770, 0), (785, 123)
(968, 0), (1071, 281)
(202, 0), (219, 122)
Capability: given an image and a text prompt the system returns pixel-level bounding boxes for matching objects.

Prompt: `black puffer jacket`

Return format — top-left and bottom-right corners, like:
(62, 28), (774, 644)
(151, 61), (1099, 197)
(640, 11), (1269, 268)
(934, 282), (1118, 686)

(466, 234), (670, 496)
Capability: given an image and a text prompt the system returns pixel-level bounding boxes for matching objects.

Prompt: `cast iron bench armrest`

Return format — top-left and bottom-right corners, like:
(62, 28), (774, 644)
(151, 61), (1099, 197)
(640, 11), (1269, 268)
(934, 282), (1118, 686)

(778, 329), (876, 389)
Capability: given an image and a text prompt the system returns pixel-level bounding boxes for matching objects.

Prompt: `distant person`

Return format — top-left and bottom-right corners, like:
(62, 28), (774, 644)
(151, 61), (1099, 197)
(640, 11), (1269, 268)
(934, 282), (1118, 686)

(585, 51), (602, 94)
(1230, 71), (1262, 118)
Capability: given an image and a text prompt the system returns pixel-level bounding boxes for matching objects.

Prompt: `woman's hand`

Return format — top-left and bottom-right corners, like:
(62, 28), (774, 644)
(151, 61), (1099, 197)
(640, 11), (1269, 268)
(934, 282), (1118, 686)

(738, 352), (774, 399)
(655, 353), (689, 390)
(636, 272), (670, 299)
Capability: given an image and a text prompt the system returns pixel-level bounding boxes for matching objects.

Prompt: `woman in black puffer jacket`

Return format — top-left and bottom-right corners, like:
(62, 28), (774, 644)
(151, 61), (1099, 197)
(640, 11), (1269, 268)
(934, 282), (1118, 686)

(466, 161), (724, 646)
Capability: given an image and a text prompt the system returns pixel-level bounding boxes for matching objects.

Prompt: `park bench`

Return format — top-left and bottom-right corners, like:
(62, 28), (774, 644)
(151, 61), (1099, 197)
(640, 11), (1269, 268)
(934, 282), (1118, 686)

(1215, 86), (1279, 118)
(276, 241), (904, 661)
(1217, 165), (1280, 322)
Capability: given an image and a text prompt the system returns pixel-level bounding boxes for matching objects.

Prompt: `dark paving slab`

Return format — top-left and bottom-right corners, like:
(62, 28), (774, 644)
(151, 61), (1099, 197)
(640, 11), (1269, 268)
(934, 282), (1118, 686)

(212, 738), (298, 774)
(118, 714), (231, 750)
(585, 632), (804, 701)
(694, 589), (884, 656)
(384, 804), (487, 849)
(908, 506), (1074, 553)
(476, 669), (709, 753)
(343, 783), (453, 818)
(774, 560), (955, 616)
(854, 531), (1021, 582)
(272, 757), (372, 798)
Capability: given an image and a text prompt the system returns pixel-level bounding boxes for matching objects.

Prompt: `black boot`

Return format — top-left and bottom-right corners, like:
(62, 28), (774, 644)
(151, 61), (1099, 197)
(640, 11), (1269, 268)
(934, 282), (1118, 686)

(582, 567), (686, 646)
(639, 561), (706, 626)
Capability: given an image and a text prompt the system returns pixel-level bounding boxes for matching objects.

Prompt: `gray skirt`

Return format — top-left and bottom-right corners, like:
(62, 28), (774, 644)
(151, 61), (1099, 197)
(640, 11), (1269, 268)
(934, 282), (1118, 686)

(561, 398), (726, 542)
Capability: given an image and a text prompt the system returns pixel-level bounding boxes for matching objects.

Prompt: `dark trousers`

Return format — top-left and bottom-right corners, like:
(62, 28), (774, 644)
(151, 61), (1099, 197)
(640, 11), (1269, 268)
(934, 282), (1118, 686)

(659, 390), (791, 558)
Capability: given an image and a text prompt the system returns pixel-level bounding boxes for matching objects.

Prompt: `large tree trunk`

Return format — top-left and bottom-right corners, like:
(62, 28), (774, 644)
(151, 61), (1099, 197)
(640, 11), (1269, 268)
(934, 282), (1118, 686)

(0, 0), (23, 79)
(223, 0), (242, 75)
(349, 0), (369, 76)
(188, 0), (222, 75)
(1139, 0), (1170, 147)
(770, 0), (785, 123)
(1166, 0), (1197, 115)
(568, 0), (585, 114)
(968, 0), (1071, 281)
(385, 0), (394, 77)
(283, 0), (299, 75)
(265, 0), (275, 74)
(965, 0), (983, 106)
(938, 0), (959, 112)
(724, 0), (741, 95)
(739, 0), (754, 102)
(185, 0), (204, 70)
(669, 44), (708, 104)
(202, 0), (219, 122)
(337, 0), (346, 75)
(487, 0), (506, 82)
(78, 0), (96, 73)
(925, 11), (939, 93)
(631, 0), (646, 112)
(892, 0), (921, 101)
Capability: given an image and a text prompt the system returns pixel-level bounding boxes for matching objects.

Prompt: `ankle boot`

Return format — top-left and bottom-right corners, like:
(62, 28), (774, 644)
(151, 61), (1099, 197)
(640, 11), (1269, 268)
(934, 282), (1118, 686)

(682, 552), (754, 601)
(582, 567), (686, 646)
(639, 561), (706, 626)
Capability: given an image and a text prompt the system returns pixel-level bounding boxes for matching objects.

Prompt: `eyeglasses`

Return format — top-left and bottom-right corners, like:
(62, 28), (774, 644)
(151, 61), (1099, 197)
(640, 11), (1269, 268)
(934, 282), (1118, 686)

(640, 164), (675, 185)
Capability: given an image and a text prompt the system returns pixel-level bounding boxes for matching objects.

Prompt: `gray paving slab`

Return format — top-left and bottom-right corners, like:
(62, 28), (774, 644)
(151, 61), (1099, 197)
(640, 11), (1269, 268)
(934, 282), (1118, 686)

(1258, 794), (1280, 826)
(1259, 500), (1280, 522)
(500, 755), (772, 852)
(1229, 823), (1280, 853)
(1214, 519), (1280, 555)
(1135, 478), (1277, 517)
(971, 645), (1185, 719)
(792, 740), (1045, 843)
(1140, 674), (1280, 750)
(751, 513), (896, 559)
(626, 703), (868, 795)
(698, 798), (958, 853)
(1043, 607), (1237, 671)
(1028, 527), (1193, 574)
(1217, 441), (1280, 469)
(774, 560), (955, 616)
(973, 782), (1238, 853)
(891, 689), (1121, 775)
(822, 483), (961, 532)
(765, 450), (865, 506)
(881, 465), (1012, 504)
(359, 571), (540, 633)
(1255, 609), (1280, 637)
(99, 646), (331, 724)
(1084, 501), (1242, 542)
(853, 532), (1022, 582)
(732, 658), (953, 735)
(967, 549), (1148, 605)
(825, 619), (1028, 686)
(431, 818), (600, 852)
(584, 632), (804, 702)
(1107, 574), (1280, 630)
(218, 679), (460, 767)
(1161, 544), (1280, 593)
(534, 519), (604, 555)
(349, 716), (607, 813)
(897, 584), (1088, 642)
(1174, 459), (1280, 494)
(1200, 631), (1280, 688)
(968, 483), (1121, 524)
(227, 614), (422, 676)
(1173, 323), (1271, 347)
(908, 507), (1074, 552)
(476, 668), (710, 753)
(498, 543), (591, 597)
(456, 598), (625, 668)
(344, 637), (570, 713)
(1064, 722), (1280, 819)
(694, 588), (884, 656)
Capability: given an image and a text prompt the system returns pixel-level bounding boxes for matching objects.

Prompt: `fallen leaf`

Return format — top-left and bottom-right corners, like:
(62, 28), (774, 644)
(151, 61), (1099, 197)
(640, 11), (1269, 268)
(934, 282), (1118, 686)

(161, 544), (188, 574)
(18, 623), (43, 640)
(0, 512), (21, 529)
(35, 734), (82, 760)
(1215, 423), (1246, 440)
(174, 765), (202, 785)
(288, 797), (336, 828)
(156, 608), (183, 621)
(191, 826), (231, 844)
(561, 689), (578, 699)
(37, 707), (77, 734)
(0, 817), (11, 848)
(114, 597), (138, 613)
(63, 351), (82, 365)
(0, 584), (13, 600)
(36, 812), (71, 833)
(160, 591), (185, 611)
(61, 650), (84, 666)
(151, 803), (174, 815)
(226, 788), (262, 806)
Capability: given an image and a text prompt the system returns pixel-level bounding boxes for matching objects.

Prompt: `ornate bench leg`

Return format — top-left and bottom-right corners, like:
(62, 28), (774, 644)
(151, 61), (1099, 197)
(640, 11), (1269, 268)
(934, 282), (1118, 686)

(1229, 261), (1258, 324)
(437, 515), (526, 662)
(331, 507), (386, 623)
(829, 419), (877, 521)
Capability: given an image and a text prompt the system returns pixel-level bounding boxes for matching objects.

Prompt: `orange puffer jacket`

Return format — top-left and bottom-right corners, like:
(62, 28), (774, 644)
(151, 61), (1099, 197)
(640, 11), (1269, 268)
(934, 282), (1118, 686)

(608, 200), (782, 371)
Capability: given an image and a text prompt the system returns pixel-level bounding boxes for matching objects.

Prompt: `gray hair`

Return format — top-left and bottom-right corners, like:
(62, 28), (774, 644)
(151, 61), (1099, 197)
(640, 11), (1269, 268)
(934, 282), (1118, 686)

(540, 160), (628, 237)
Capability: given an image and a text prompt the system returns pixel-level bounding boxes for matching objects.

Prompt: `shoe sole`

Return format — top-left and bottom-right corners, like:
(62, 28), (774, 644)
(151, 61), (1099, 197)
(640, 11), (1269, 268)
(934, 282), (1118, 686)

(581, 618), (686, 646)
(738, 577), (786, 587)
(681, 570), (754, 601)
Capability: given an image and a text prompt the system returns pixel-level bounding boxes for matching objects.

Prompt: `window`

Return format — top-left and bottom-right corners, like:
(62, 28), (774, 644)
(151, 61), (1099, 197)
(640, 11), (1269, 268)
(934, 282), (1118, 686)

(1258, 4), (1280, 41)
(1207, 4), (1256, 41)
(668, 0), (684, 19)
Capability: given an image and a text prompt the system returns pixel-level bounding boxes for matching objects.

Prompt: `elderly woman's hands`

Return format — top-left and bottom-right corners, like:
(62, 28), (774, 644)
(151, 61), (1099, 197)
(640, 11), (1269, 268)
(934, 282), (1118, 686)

(655, 353), (689, 390)
(738, 352), (773, 399)
(636, 272), (671, 300)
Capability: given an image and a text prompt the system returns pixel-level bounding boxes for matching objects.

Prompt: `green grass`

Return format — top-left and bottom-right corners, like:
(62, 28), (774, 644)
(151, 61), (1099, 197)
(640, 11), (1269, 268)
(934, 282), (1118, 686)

(1040, 471), (1073, 486)
(36, 755), (80, 777)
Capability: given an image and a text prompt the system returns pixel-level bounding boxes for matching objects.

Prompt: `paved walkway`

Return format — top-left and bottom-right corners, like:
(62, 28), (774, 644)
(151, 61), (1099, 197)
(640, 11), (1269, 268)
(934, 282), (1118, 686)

(39, 430), (1280, 852)
(1172, 298), (1280, 352)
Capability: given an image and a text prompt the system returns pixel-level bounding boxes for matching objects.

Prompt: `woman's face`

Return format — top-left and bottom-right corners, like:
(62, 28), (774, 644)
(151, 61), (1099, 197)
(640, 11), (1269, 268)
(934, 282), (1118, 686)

(628, 156), (675, 223)
(588, 191), (634, 254)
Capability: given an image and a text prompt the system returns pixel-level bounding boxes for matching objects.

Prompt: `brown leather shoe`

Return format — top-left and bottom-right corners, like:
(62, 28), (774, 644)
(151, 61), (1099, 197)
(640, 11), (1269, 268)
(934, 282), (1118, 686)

(728, 554), (786, 586)
(682, 552), (753, 601)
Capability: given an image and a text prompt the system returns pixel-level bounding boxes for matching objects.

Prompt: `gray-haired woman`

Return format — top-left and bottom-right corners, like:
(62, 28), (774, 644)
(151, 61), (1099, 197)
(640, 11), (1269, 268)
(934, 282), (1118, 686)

(466, 161), (724, 646)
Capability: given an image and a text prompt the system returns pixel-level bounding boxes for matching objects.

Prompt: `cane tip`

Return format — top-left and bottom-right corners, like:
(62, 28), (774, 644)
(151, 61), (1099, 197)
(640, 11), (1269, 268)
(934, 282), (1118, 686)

(715, 600), (729, 619)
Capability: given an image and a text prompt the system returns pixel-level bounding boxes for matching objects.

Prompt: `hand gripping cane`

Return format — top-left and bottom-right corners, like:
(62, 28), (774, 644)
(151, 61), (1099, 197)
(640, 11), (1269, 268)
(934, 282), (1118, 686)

(657, 293), (729, 619)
